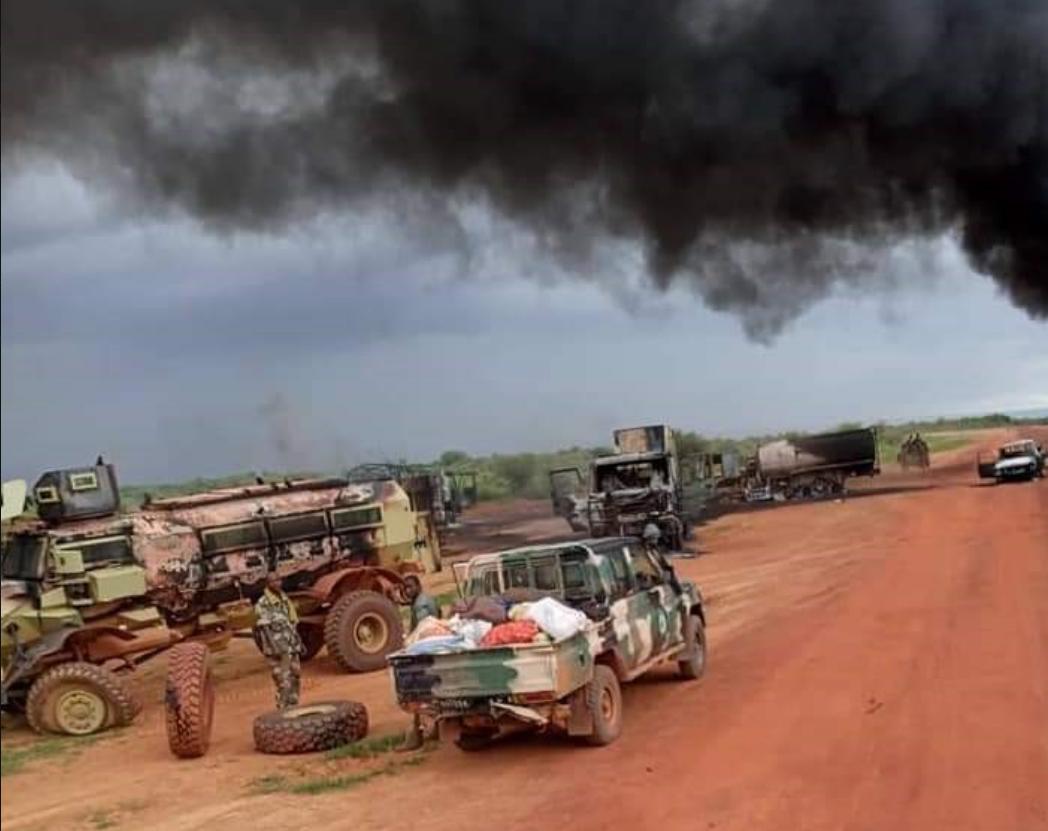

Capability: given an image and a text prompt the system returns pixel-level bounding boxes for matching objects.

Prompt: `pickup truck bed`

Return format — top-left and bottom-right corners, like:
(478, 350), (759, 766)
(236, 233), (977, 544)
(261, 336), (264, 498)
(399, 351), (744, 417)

(390, 627), (596, 707)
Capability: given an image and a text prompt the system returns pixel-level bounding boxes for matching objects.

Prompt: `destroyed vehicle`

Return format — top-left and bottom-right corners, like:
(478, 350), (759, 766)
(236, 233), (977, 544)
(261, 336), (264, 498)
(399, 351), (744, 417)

(388, 537), (707, 750)
(742, 427), (880, 501)
(2, 460), (440, 735)
(549, 426), (705, 549)
(976, 439), (1045, 483)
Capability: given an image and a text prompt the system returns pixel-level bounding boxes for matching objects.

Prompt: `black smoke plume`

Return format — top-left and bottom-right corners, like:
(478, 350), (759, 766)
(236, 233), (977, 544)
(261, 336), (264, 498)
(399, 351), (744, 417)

(2, 1), (1046, 334)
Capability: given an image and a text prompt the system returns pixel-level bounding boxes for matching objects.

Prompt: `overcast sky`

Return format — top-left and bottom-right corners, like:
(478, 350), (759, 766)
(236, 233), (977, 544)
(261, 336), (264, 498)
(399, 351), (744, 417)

(2, 163), (1046, 484)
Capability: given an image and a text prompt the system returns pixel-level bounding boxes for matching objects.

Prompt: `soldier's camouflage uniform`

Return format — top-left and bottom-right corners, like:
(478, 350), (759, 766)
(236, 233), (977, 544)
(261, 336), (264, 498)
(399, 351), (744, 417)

(254, 587), (304, 710)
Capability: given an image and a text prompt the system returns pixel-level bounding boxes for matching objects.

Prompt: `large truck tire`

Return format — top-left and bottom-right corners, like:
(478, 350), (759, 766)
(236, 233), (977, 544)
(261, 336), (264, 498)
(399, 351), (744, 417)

(253, 700), (368, 754)
(677, 614), (708, 680)
(323, 591), (404, 672)
(297, 623), (326, 662)
(583, 665), (623, 747)
(26, 662), (139, 736)
(165, 642), (215, 759)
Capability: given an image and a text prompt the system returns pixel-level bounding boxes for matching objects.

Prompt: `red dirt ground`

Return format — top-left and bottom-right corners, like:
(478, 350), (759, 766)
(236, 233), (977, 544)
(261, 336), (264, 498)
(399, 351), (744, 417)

(2, 427), (1045, 831)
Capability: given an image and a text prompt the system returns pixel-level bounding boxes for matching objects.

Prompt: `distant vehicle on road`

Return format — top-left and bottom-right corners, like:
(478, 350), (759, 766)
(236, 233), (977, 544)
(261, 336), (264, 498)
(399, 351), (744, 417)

(977, 439), (1045, 483)
(742, 427), (880, 501)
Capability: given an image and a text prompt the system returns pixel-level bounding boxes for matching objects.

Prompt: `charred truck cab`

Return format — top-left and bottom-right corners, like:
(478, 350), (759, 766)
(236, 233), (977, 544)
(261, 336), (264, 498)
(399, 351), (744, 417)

(550, 426), (705, 550)
(2, 460), (441, 737)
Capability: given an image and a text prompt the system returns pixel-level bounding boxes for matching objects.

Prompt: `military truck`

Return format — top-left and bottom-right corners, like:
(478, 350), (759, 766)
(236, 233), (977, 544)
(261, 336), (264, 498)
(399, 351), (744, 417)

(549, 426), (706, 549)
(388, 537), (707, 750)
(347, 463), (478, 530)
(897, 433), (931, 470)
(1, 460), (440, 736)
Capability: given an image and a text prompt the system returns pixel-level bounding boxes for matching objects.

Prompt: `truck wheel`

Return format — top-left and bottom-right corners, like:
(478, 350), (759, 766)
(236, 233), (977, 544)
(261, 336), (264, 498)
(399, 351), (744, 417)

(165, 642), (215, 759)
(584, 665), (623, 747)
(26, 662), (139, 736)
(253, 700), (368, 754)
(297, 623), (325, 662)
(323, 591), (404, 673)
(677, 614), (708, 680)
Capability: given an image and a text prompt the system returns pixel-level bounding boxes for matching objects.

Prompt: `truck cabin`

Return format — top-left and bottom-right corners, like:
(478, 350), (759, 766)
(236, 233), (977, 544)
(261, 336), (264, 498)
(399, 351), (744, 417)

(999, 441), (1037, 459)
(1, 531), (136, 583)
(593, 454), (672, 494)
(458, 538), (675, 614)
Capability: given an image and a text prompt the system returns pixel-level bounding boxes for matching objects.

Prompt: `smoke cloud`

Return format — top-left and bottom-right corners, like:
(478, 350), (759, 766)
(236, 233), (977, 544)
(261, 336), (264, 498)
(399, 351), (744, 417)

(2, 1), (1045, 334)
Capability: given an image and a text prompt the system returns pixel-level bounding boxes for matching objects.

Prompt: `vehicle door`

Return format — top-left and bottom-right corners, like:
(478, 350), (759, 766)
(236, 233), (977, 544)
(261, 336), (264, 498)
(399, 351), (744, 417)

(623, 542), (687, 662)
(548, 467), (584, 517)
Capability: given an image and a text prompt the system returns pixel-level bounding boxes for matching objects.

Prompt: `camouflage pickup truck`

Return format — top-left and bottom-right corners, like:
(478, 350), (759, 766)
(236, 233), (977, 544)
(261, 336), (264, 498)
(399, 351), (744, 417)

(388, 537), (707, 750)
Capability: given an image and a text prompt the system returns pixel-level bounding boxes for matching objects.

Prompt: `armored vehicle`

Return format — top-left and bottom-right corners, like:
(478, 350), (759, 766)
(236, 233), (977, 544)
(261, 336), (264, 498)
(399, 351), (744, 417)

(389, 537), (707, 750)
(2, 461), (440, 736)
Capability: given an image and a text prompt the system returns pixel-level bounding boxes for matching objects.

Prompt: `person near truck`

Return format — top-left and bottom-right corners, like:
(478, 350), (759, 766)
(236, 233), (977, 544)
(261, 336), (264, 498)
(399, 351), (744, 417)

(399, 574), (441, 751)
(253, 572), (304, 710)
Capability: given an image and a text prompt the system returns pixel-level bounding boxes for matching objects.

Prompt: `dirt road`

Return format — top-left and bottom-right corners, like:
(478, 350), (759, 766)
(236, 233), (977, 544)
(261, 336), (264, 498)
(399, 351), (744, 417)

(3, 428), (1045, 831)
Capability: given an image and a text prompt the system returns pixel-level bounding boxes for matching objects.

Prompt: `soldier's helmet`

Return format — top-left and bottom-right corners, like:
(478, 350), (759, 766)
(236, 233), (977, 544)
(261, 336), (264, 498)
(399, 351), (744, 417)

(642, 523), (662, 544)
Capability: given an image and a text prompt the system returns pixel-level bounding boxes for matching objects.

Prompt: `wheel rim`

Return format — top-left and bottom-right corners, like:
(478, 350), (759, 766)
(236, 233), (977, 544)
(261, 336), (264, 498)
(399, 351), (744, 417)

(54, 689), (107, 735)
(353, 612), (390, 654)
(599, 687), (616, 724)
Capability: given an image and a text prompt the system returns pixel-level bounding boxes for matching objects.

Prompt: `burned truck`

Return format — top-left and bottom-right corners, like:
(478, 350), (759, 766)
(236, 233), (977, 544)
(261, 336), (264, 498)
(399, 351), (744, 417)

(549, 426), (704, 550)
(1, 460), (440, 736)
(743, 427), (880, 501)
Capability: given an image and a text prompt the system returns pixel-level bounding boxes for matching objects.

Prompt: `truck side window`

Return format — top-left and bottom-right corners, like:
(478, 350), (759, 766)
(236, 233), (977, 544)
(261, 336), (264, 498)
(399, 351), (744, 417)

(505, 560), (530, 589)
(532, 558), (559, 591)
(605, 548), (634, 599)
(627, 544), (662, 588)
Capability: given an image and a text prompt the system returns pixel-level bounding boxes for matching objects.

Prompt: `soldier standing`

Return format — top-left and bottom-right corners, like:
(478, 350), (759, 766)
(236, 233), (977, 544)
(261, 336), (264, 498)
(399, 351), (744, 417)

(398, 575), (439, 751)
(254, 572), (304, 710)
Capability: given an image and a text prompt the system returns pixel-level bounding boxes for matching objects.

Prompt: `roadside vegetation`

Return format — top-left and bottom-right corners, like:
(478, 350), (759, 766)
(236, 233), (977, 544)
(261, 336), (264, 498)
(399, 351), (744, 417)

(110, 413), (1043, 507)
(0, 733), (108, 777)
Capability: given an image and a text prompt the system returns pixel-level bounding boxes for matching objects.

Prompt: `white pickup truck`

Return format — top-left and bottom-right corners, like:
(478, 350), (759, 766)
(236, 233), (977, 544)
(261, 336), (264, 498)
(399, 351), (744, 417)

(977, 439), (1045, 483)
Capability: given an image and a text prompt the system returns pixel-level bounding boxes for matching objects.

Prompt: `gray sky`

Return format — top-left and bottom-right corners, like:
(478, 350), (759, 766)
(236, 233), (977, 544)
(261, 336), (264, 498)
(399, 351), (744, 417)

(3, 164), (1047, 484)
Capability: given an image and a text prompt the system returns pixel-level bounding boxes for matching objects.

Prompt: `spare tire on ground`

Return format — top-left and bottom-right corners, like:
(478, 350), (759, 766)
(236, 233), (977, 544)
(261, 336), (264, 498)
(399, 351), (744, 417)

(253, 700), (369, 754)
(165, 642), (215, 759)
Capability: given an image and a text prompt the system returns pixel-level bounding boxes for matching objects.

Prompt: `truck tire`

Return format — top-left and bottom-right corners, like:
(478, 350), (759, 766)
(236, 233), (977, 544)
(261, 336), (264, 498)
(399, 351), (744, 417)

(323, 591), (404, 672)
(677, 614), (708, 680)
(297, 623), (325, 662)
(584, 665), (623, 747)
(165, 642), (215, 759)
(253, 700), (368, 754)
(26, 662), (139, 736)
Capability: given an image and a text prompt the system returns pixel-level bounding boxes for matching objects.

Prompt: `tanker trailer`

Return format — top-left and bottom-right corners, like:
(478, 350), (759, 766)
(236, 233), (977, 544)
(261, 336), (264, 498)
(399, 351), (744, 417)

(748, 427), (879, 500)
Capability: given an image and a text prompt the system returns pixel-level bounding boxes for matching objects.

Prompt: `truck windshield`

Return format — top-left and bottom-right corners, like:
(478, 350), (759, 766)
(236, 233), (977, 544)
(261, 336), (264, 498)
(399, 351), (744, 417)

(595, 460), (668, 492)
(2, 534), (45, 580)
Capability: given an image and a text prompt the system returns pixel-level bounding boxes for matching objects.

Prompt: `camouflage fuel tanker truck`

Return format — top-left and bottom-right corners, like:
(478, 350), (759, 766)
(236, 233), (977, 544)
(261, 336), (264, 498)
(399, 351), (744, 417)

(1, 460), (440, 736)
